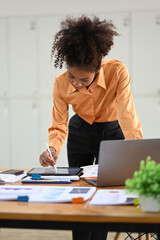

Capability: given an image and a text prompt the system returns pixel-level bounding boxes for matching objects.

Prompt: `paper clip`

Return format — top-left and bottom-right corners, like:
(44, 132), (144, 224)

(72, 197), (84, 203)
(17, 195), (29, 201)
(31, 174), (41, 180)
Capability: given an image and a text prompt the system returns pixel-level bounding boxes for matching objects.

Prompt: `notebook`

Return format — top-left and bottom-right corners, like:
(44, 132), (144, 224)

(84, 138), (160, 187)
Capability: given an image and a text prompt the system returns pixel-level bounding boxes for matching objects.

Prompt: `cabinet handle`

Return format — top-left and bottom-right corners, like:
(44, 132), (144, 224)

(155, 15), (160, 25)
(123, 16), (130, 26)
(30, 21), (36, 30)
(3, 91), (8, 96)
(3, 102), (9, 118)
(32, 103), (37, 108)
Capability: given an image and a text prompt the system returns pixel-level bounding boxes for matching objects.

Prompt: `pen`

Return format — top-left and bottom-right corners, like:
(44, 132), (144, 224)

(46, 143), (58, 173)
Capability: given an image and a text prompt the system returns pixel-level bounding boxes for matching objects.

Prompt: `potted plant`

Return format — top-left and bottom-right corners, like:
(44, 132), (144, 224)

(125, 156), (160, 212)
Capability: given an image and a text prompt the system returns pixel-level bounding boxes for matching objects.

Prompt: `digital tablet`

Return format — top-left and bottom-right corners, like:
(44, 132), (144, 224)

(27, 167), (83, 176)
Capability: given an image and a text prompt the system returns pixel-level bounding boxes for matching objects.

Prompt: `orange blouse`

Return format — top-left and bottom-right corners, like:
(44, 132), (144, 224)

(48, 59), (143, 154)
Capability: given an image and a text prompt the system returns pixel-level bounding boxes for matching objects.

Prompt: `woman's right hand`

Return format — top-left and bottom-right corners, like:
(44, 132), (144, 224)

(39, 147), (58, 167)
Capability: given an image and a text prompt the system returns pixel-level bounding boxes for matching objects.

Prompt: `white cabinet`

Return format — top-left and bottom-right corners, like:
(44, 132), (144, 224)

(132, 11), (160, 95)
(0, 100), (10, 167)
(0, 18), (10, 167)
(37, 15), (66, 97)
(10, 99), (39, 168)
(134, 96), (160, 138)
(8, 17), (37, 97)
(39, 97), (69, 167)
(39, 98), (53, 152)
(37, 15), (74, 166)
(0, 18), (8, 97)
(97, 12), (131, 72)
(132, 11), (160, 138)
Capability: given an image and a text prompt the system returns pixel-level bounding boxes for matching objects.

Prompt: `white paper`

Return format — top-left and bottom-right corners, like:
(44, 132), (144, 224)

(0, 185), (37, 200)
(29, 186), (96, 203)
(0, 185), (96, 203)
(0, 173), (27, 184)
(81, 165), (98, 178)
(22, 176), (73, 183)
(22, 175), (79, 182)
(32, 175), (79, 180)
(89, 189), (137, 205)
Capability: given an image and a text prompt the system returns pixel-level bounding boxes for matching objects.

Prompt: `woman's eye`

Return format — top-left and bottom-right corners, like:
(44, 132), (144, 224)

(69, 75), (74, 79)
(81, 79), (88, 83)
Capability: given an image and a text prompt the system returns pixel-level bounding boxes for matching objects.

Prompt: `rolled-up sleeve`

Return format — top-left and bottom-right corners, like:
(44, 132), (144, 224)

(115, 64), (143, 139)
(48, 78), (69, 154)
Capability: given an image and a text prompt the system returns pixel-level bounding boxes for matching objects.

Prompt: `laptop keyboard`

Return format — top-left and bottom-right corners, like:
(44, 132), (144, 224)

(83, 178), (97, 186)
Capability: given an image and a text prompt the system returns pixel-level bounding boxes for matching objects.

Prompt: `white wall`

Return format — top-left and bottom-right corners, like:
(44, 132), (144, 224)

(0, 0), (160, 17)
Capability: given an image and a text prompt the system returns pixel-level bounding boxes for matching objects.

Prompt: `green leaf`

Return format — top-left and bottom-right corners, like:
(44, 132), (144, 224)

(125, 156), (160, 198)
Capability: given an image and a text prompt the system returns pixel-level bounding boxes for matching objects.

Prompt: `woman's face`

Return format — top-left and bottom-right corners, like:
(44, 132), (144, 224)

(67, 65), (96, 90)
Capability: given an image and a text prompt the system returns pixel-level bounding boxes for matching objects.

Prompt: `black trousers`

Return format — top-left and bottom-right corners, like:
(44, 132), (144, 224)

(67, 114), (125, 240)
(67, 114), (125, 167)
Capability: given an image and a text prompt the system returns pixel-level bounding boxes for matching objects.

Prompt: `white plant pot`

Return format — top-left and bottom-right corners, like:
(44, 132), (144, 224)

(139, 196), (160, 212)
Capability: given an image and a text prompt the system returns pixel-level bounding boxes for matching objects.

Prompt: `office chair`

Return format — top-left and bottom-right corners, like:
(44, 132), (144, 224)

(114, 232), (152, 240)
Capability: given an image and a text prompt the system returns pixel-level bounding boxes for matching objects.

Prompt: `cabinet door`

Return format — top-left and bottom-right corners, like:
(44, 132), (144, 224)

(8, 17), (37, 97)
(0, 100), (10, 167)
(39, 98), (68, 167)
(134, 96), (160, 138)
(132, 11), (160, 95)
(39, 98), (53, 152)
(97, 12), (131, 72)
(37, 15), (66, 97)
(0, 18), (8, 97)
(10, 99), (39, 168)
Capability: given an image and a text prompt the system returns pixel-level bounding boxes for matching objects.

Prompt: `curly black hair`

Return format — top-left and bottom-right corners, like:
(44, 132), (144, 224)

(51, 15), (119, 72)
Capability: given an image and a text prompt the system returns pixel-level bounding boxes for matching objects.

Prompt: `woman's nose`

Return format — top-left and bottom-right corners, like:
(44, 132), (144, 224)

(73, 79), (82, 87)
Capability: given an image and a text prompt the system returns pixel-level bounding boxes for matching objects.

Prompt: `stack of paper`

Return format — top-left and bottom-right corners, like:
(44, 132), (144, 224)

(0, 173), (26, 184)
(0, 185), (96, 203)
(22, 175), (79, 183)
(89, 189), (137, 205)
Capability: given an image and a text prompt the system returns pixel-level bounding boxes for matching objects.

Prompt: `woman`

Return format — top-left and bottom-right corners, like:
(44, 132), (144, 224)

(39, 15), (143, 240)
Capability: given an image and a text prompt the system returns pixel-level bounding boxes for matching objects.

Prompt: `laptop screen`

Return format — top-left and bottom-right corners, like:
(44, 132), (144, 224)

(97, 138), (160, 187)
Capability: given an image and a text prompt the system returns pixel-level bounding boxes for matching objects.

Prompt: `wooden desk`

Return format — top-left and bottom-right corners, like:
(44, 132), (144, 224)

(0, 170), (160, 238)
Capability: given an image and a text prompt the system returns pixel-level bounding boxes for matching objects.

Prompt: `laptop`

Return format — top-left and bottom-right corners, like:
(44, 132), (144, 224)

(84, 138), (160, 187)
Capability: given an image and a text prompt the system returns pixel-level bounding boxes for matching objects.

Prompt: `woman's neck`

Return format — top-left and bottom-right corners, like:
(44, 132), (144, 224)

(86, 72), (98, 89)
